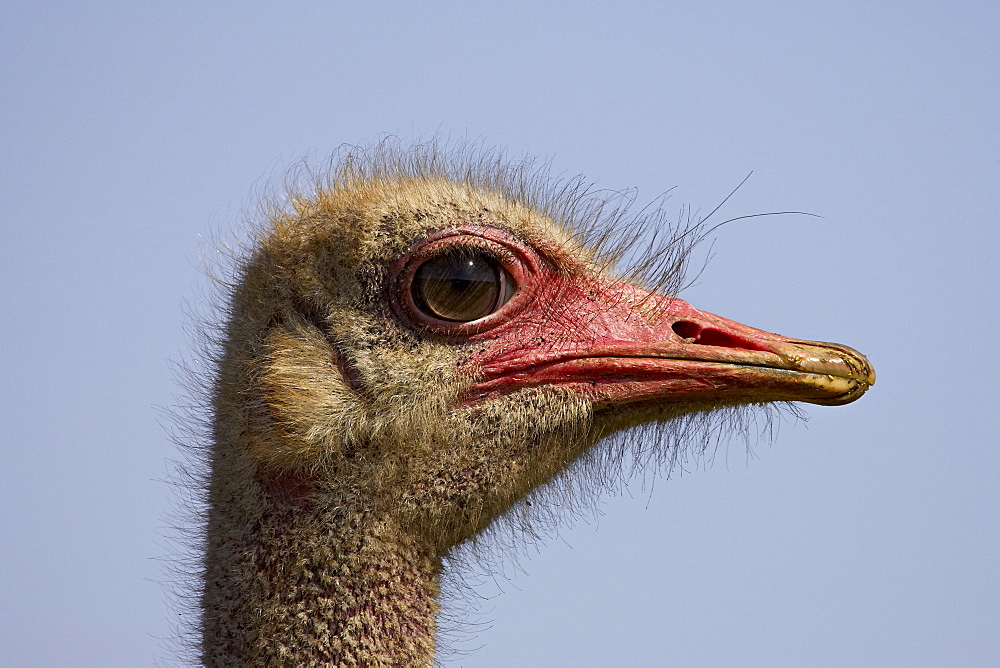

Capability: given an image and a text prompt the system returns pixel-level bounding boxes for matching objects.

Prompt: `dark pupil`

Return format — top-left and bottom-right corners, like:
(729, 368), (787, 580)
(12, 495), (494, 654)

(413, 250), (501, 322)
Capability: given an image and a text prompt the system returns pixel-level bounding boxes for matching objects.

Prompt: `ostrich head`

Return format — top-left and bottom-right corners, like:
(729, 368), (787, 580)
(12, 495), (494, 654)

(196, 142), (874, 664)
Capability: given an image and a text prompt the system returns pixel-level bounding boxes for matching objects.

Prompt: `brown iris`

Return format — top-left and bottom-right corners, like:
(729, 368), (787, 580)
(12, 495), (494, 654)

(412, 249), (516, 322)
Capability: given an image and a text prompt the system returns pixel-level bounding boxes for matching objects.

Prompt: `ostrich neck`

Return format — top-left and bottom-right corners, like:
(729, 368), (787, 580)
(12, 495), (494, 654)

(201, 470), (441, 666)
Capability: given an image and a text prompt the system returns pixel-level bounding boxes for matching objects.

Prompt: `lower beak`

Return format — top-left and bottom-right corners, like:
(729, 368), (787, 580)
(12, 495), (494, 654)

(573, 336), (875, 409)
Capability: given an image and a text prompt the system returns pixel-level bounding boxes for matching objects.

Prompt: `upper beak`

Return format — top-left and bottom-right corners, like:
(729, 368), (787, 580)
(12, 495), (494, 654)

(465, 277), (875, 409)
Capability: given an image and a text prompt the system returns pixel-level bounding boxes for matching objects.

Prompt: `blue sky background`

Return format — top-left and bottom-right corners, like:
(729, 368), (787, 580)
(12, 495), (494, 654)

(2, 3), (997, 665)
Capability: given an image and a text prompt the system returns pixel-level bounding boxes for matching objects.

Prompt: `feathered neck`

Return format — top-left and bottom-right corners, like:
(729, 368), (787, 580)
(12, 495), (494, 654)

(201, 462), (441, 665)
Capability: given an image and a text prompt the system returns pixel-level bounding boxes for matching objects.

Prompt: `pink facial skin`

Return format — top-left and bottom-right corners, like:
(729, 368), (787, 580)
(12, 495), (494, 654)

(392, 226), (874, 410)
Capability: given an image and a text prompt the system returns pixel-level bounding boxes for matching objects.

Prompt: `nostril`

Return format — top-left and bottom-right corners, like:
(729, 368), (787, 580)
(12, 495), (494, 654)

(671, 321), (768, 351)
(672, 321), (702, 341)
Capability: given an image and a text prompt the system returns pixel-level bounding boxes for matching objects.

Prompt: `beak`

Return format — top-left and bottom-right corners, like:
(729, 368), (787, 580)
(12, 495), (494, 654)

(465, 276), (875, 409)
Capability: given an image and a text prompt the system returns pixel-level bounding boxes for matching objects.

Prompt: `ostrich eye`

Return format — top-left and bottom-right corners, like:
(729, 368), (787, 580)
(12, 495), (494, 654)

(412, 249), (516, 322)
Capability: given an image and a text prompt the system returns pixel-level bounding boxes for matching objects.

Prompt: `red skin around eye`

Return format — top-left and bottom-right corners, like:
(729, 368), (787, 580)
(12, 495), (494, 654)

(393, 226), (875, 409)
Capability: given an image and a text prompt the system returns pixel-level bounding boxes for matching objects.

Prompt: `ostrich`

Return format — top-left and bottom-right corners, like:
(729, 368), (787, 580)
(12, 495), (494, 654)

(188, 142), (874, 665)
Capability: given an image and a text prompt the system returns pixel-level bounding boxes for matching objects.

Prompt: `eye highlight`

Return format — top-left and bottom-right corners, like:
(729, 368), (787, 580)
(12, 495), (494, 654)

(412, 249), (516, 322)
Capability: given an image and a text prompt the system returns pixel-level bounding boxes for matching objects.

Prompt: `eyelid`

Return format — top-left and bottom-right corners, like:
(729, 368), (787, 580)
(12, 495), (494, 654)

(389, 226), (542, 337)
